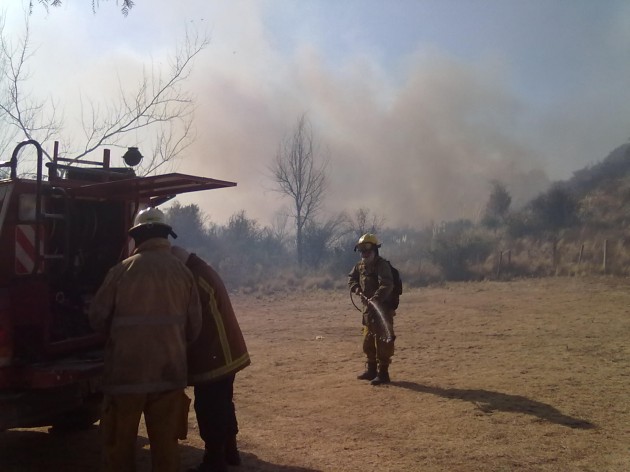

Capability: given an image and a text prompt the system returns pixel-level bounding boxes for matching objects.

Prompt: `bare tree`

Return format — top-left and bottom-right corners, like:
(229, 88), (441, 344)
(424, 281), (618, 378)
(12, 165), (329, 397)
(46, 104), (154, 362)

(269, 207), (290, 246)
(0, 14), (60, 163)
(75, 27), (207, 175)
(353, 207), (385, 236)
(302, 212), (349, 268)
(32, 1), (134, 16)
(271, 114), (328, 267)
(0, 12), (207, 175)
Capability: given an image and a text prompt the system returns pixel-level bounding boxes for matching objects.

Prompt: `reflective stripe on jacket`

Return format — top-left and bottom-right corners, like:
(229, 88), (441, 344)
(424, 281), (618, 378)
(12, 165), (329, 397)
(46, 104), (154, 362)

(89, 238), (202, 394)
(171, 247), (250, 384)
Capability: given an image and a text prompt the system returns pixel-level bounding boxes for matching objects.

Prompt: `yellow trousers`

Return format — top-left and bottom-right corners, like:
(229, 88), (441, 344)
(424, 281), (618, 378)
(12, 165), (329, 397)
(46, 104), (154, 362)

(99, 390), (190, 472)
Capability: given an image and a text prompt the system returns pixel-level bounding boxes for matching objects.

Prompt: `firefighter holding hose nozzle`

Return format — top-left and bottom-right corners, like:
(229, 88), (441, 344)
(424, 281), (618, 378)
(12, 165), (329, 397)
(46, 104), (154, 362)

(348, 233), (396, 385)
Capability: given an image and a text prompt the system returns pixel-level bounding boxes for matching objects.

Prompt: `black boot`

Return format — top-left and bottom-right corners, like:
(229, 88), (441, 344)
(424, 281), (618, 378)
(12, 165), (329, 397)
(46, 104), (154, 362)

(357, 362), (378, 380)
(188, 442), (228, 472)
(370, 365), (390, 385)
(187, 463), (212, 472)
(225, 434), (241, 466)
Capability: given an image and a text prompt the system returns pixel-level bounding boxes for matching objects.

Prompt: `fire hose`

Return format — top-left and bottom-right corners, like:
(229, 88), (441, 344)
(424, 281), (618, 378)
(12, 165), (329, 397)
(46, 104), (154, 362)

(350, 291), (395, 343)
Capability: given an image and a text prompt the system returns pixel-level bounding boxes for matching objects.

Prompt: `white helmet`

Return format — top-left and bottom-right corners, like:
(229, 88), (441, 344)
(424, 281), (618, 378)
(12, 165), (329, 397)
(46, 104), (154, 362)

(128, 207), (172, 234)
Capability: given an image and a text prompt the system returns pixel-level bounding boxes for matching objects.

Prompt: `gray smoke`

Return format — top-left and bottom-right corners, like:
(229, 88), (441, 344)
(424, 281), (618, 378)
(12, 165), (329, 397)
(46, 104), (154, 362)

(182, 51), (551, 228)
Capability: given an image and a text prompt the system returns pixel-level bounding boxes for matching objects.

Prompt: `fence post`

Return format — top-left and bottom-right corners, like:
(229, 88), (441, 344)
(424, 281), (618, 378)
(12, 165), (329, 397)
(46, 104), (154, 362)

(578, 243), (584, 264)
(496, 251), (503, 278)
(603, 239), (608, 272)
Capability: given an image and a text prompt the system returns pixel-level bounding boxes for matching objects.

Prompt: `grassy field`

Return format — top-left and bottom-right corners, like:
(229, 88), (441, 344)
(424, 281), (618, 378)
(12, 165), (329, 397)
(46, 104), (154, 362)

(1, 277), (628, 471)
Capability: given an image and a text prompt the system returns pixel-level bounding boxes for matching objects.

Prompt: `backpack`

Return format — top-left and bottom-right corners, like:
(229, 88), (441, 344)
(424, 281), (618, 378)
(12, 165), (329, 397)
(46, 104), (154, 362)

(385, 261), (403, 310)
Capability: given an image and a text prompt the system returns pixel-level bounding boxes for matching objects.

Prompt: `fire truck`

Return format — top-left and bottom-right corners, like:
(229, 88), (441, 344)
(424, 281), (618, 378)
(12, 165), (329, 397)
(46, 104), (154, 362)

(0, 140), (235, 431)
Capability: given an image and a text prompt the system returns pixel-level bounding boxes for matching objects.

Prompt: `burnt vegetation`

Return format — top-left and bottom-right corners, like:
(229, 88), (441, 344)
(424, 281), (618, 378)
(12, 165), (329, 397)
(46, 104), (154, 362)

(167, 142), (630, 291)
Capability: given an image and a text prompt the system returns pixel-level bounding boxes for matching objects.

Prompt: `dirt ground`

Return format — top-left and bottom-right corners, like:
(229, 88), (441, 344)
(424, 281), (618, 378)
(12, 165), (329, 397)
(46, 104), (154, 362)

(1, 276), (629, 471)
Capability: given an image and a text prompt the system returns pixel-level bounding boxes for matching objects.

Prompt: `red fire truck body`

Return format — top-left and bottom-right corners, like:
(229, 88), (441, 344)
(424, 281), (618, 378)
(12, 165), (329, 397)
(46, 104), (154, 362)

(0, 140), (235, 430)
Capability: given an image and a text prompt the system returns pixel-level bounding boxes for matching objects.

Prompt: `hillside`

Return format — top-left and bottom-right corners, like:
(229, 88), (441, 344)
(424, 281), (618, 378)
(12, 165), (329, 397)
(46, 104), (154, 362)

(567, 144), (630, 231)
(395, 142), (630, 284)
(498, 142), (630, 278)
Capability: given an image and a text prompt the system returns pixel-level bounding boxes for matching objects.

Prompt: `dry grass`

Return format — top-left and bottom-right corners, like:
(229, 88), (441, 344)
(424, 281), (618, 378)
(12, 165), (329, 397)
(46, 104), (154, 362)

(227, 277), (629, 472)
(1, 277), (628, 471)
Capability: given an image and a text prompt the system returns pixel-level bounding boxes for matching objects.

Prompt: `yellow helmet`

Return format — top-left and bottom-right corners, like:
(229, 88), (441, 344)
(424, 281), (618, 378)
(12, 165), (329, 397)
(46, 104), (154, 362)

(354, 233), (381, 251)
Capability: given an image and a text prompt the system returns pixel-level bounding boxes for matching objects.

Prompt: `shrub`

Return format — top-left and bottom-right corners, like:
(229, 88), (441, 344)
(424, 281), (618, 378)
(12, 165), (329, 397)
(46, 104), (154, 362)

(429, 222), (495, 281)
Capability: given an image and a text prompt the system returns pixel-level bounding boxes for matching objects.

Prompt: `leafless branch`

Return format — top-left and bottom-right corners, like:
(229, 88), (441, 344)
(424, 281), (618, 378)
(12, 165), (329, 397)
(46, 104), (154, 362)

(354, 208), (385, 236)
(73, 27), (207, 171)
(0, 13), (60, 161)
(271, 113), (329, 265)
(31, 1), (132, 16)
(1, 9), (206, 176)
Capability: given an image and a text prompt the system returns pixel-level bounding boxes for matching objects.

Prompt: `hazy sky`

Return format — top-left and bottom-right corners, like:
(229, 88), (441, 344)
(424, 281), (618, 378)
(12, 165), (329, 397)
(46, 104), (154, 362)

(4, 0), (630, 228)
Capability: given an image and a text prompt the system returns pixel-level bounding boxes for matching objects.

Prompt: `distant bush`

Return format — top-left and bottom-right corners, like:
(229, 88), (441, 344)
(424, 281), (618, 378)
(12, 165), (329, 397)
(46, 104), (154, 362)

(429, 221), (495, 281)
(164, 143), (630, 288)
(481, 180), (512, 229)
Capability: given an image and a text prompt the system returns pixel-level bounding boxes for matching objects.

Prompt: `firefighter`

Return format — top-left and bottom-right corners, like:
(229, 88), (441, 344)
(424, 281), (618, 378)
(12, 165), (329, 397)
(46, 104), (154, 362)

(170, 246), (251, 472)
(347, 233), (396, 385)
(89, 207), (202, 472)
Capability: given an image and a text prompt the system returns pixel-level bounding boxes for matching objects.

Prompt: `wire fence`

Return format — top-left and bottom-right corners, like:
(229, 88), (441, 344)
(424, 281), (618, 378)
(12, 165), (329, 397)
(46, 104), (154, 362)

(494, 238), (630, 278)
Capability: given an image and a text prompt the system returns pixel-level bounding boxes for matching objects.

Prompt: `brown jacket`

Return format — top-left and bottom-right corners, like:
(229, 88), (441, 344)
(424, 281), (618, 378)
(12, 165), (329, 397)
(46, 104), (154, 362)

(348, 255), (394, 314)
(89, 238), (202, 394)
(171, 246), (250, 384)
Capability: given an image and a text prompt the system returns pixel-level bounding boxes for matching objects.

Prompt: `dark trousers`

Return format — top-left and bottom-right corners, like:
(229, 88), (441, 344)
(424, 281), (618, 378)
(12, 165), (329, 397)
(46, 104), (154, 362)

(194, 374), (238, 444)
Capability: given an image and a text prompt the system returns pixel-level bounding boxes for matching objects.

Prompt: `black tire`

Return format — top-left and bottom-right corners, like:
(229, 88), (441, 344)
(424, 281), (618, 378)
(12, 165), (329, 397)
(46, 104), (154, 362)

(49, 401), (102, 433)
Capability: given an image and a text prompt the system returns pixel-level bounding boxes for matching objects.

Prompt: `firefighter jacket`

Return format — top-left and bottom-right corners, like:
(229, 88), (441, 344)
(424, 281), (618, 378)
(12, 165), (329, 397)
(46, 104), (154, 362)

(171, 246), (251, 385)
(348, 255), (394, 315)
(89, 238), (202, 394)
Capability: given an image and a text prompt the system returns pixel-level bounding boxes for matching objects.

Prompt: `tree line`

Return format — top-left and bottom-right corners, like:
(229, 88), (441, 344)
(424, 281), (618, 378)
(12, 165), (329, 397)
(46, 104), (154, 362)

(5, 6), (625, 290)
(165, 202), (387, 290)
